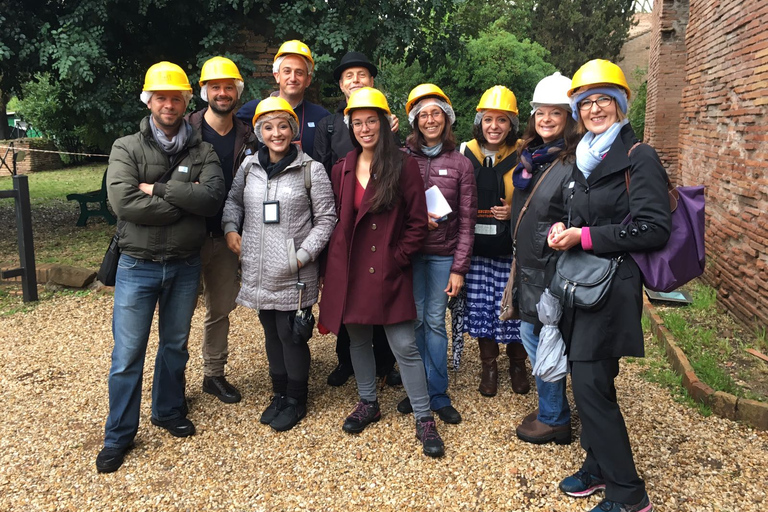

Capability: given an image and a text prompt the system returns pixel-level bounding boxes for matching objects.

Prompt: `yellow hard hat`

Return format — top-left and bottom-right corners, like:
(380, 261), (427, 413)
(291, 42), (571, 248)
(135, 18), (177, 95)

(476, 86), (518, 115)
(199, 56), (243, 86)
(274, 40), (315, 68)
(405, 83), (451, 115)
(143, 62), (192, 92)
(568, 59), (631, 99)
(252, 97), (299, 127)
(344, 87), (391, 116)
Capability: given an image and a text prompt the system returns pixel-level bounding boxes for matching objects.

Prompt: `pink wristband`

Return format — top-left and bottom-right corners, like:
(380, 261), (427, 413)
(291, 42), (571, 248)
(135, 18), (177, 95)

(581, 227), (593, 250)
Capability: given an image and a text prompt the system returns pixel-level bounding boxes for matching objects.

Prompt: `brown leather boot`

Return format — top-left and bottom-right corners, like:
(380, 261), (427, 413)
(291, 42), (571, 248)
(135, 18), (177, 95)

(478, 338), (499, 397)
(506, 342), (531, 395)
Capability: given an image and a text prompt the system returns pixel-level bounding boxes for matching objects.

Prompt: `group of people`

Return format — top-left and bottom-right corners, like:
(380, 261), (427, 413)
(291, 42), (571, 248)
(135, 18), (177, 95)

(96, 39), (671, 512)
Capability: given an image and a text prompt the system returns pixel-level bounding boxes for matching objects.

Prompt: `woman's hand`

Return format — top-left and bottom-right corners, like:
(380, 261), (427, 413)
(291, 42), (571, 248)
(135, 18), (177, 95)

(427, 212), (442, 231)
(444, 273), (464, 297)
(225, 232), (242, 256)
(491, 198), (511, 221)
(548, 225), (582, 251)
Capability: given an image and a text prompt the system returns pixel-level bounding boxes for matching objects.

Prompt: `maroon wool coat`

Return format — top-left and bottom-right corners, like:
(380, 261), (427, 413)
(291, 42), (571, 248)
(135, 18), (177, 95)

(319, 149), (428, 334)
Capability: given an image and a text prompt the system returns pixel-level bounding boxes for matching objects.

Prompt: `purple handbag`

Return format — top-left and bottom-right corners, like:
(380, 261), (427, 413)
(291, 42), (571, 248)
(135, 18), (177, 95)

(624, 168), (706, 293)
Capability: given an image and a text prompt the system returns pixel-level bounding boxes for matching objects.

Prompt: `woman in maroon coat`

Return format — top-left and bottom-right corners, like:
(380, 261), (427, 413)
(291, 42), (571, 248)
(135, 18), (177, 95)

(320, 87), (445, 458)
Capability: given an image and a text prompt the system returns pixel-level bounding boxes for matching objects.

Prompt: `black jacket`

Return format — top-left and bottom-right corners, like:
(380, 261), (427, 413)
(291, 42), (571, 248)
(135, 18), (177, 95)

(510, 158), (574, 325)
(561, 123), (671, 361)
(313, 106), (351, 176)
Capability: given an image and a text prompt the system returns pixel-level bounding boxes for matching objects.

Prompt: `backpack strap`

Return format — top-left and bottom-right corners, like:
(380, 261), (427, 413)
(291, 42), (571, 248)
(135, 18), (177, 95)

(303, 160), (314, 224)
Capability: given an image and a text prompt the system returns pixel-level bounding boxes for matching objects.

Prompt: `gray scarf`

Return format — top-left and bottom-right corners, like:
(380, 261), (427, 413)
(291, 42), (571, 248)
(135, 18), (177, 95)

(149, 117), (191, 155)
(421, 143), (443, 158)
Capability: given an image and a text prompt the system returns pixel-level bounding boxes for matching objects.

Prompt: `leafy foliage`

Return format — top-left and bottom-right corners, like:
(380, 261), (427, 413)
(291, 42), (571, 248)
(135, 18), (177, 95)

(628, 80), (647, 141)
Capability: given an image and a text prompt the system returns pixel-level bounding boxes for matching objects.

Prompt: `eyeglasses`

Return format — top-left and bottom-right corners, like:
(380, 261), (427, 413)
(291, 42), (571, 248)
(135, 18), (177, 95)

(351, 118), (380, 129)
(418, 111), (443, 121)
(578, 96), (614, 111)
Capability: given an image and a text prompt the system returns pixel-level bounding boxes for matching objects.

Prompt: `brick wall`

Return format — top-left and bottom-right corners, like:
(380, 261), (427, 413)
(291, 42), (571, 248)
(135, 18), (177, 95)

(678, 0), (768, 327)
(619, 13), (653, 94)
(0, 138), (61, 175)
(646, 0), (768, 328)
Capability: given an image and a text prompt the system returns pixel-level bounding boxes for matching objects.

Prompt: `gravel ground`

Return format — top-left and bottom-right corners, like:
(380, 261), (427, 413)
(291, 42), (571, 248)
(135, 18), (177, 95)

(1, 292), (766, 511)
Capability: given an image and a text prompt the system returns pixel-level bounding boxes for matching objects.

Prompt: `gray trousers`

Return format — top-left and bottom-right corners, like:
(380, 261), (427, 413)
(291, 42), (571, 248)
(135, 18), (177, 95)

(200, 236), (240, 376)
(346, 321), (431, 419)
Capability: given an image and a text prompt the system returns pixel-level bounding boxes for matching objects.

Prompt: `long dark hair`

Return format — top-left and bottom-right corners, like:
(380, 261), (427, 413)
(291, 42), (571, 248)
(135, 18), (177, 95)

(348, 108), (404, 213)
(518, 109), (580, 162)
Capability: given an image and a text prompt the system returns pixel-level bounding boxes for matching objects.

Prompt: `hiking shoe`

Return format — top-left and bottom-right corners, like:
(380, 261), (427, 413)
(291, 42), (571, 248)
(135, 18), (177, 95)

(516, 418), (571, 445)
(260, 394), (286, 425)
(95, 443), (133, 473)
(396, 396), (412, 414)
(342, 399), (381, 434)
(589, 494), (653, 512)
(559, 469), (606, 497)
(435, 405), (462, 424)
(150, 416), (196, 438)
(416, 416), (445, 458)
(203, 375), (242, 403)
(269, 397), (306, 432)
(521, 408), (539, 425)
(327, 363), (354, 386)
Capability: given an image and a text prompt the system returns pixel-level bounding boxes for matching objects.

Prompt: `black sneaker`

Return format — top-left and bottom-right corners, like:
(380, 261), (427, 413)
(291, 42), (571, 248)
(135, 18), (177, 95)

(589, 494), (653, 512)
(203, 375), (242, 403)
(260, 394), (286, 425)
(435, 405), (462, 424)
(342, 399), (381, 433)
(416, 416), (445, 458)
(270, 397), (307, 432)
(559, 469), (607, 497)
(150, 416), (196, 438)
(396, 396), (412, 414)
(327, 363), (354, 386)
(95, 443), (133, 473)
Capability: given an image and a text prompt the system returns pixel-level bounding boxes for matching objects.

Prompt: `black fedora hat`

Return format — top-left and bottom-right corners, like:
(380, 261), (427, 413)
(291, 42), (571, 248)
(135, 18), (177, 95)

(333, 51), (378, 81)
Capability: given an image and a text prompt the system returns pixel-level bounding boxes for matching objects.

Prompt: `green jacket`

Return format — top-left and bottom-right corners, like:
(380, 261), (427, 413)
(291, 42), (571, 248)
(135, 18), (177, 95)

(106, 116), (225, 261)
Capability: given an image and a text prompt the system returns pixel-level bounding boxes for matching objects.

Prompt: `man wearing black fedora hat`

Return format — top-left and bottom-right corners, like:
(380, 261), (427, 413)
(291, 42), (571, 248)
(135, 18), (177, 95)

(315, 51), (401, 388)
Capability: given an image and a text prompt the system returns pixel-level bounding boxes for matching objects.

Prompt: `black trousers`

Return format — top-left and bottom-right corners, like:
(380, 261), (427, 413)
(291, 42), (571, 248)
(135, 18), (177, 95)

(259, 309), (310, 401)
(571, 358), (646, 504)
(336, 324), (396, 376)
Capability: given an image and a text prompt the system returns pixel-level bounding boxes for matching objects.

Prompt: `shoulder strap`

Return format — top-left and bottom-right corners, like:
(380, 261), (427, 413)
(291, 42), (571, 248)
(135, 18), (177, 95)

(513, 162), (557, 243)
(303, 160), (314, 224)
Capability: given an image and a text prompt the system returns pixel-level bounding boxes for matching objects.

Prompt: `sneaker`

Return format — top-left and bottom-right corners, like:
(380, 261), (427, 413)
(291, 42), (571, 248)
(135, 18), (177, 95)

(203, 375), (242, 403)
(342, 399), (381, 434)
(416, 416), (445, 458)
(327, 363), (354, 387)
(435, 405), (462, 424)
(589, 494), (653, 512)
(95, 444), (133, 473)
(150, 416), (196, 438)
(559, 469), (606, 497)
(396, 396), (412, 414)
(515, 418), (571, 445)
(260, 394), (286, 425)
(269, 397), (306, 432)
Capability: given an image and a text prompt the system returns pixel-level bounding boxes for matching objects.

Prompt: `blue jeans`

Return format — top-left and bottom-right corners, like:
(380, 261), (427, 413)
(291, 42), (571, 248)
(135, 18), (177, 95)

(412, 253), (453, 410)
(519, 321), (571, 426)
(103, 253), (201, 449)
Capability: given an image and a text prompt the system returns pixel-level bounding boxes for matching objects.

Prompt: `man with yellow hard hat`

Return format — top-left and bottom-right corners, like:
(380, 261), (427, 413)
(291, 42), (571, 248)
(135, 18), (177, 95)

(97, 62), (224, 474)
(236, 40), (330, 158)
(188, 56), (257, 405)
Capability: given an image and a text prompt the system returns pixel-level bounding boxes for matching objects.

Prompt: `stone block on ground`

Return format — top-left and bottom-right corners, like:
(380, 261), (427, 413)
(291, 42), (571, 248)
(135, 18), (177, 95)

(736, 398), (768, 431)
(48, 265), (96, 288)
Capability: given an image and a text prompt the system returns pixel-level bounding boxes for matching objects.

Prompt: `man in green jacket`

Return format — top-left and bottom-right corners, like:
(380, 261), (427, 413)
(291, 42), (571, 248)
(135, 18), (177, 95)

(96, 62), (224, 474)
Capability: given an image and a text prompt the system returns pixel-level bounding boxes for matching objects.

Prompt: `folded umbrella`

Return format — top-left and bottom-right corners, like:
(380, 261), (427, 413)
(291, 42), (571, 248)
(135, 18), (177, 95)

(533, 288), (568, 383)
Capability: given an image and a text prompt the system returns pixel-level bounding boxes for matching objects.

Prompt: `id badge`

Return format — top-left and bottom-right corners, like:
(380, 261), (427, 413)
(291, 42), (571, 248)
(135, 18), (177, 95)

(263, 200), (280, 224)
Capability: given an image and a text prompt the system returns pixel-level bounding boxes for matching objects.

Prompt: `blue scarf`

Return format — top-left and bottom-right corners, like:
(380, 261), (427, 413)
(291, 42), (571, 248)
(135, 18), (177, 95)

(575, 119), (629, 179)
(421, 143), (443, 158)
(512, 139), (564, 190)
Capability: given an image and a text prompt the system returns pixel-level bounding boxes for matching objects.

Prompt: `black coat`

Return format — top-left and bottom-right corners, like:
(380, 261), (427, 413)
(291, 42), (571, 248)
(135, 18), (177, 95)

(561, 124), (671, 361)
(313, 108), (352, 176)
(510, 158), (574, 325)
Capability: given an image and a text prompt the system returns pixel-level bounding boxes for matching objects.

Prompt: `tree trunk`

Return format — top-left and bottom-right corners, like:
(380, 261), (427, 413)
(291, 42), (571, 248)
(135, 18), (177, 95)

(0, 91), (9, 141)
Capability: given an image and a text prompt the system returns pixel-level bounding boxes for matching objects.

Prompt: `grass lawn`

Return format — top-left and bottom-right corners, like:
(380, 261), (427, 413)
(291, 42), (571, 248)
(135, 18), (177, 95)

(0, 162), (114, 270)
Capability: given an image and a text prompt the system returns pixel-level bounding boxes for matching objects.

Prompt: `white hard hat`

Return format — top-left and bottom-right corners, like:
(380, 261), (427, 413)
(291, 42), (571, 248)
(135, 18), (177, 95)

(530, 72), (572, 114)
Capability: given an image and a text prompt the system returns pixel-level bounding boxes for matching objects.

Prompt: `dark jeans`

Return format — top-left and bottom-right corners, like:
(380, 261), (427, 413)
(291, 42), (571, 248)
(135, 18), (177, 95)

(336, 324), (395, 375)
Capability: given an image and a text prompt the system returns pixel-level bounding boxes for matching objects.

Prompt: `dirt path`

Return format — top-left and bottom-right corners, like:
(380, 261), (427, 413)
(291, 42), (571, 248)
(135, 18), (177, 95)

(1, 293), (766, 511)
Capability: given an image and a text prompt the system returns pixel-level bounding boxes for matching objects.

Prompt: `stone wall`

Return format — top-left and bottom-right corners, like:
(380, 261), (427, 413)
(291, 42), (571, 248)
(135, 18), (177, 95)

(646, 0), (768, 327)
(0, 138), (61, 175)
(618, 13), (653, 94)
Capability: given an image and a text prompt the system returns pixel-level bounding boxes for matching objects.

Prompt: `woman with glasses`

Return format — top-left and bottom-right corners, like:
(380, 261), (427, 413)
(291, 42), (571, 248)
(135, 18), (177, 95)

(509, 72), (580, 446)
(320, 87), (445, 458)
(548, 60), (670, 512)
(454, 85), (530, 398)
(393, 84), (477, 425)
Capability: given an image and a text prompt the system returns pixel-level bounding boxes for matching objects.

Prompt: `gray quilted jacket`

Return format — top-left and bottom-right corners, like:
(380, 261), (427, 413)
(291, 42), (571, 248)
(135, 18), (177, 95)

(222, 150), (336, 311)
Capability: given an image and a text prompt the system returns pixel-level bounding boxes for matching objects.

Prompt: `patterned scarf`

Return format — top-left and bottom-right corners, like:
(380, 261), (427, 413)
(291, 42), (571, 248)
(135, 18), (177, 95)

(149, 117), (190, 156)
(512, 139), (565, 190)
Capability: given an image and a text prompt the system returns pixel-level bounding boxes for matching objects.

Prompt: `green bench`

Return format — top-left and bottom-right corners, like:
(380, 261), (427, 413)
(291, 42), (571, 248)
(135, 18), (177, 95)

(67, 169), (117, 227)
